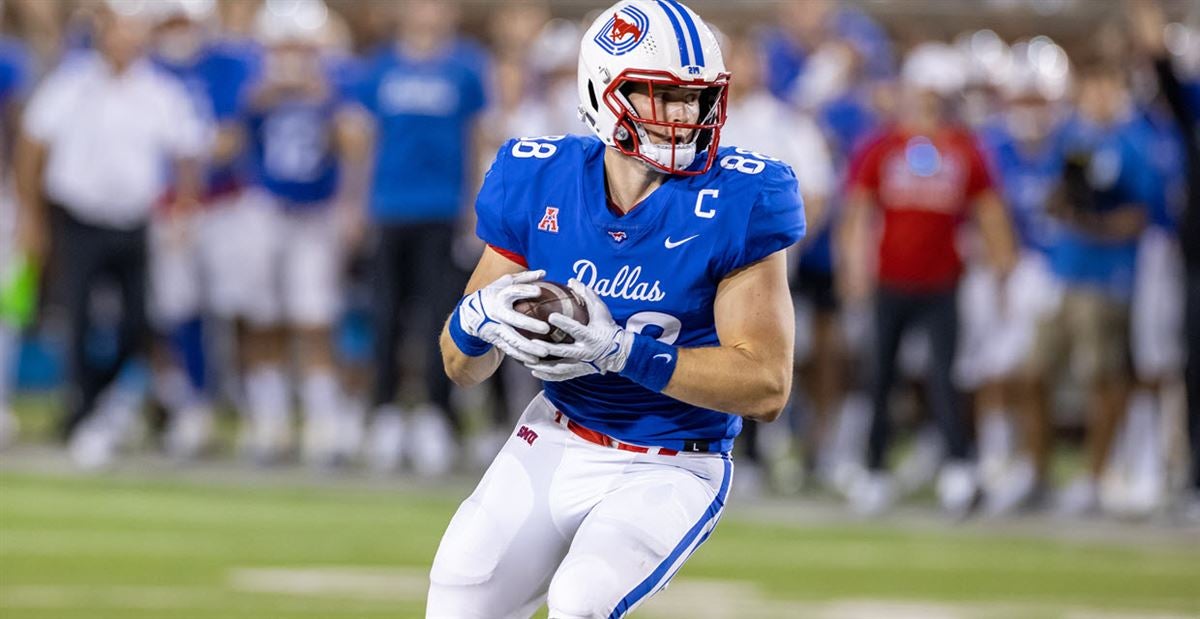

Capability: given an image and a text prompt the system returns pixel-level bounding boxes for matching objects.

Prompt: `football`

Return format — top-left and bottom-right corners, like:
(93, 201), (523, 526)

(513, 281), (590, 347)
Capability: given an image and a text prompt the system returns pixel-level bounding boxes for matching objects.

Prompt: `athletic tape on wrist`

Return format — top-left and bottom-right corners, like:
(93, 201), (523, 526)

(448, 305), (493, 357)
(618, 333), (677, 392)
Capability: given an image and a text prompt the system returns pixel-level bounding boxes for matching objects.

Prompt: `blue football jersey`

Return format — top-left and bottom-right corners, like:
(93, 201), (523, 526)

(154, 43), (262, 197)
(1047, 116), (1155, 299)
(978, 120), (1067, 255)
(475, 135), (806, 452)
(243, 60), (348, 207)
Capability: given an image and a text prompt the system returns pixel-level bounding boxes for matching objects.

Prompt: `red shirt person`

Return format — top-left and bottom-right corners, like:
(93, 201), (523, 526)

(847, 126), (998, 292)
(836, 42), (1015, 518)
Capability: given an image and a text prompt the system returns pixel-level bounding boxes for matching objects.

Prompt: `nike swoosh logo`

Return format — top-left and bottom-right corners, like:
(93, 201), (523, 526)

(664, 234), (700, 249)
(653, 353), (673, 362)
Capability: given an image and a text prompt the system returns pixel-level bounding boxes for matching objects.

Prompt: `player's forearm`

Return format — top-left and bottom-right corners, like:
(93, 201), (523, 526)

(440, 320), (503, 387)
(172, 157), (202, 216)
(14, 133), (46, 237)
(662, 344), (792, 422)
(976, 193), (1017, 274)
(212, 123), (243, 166)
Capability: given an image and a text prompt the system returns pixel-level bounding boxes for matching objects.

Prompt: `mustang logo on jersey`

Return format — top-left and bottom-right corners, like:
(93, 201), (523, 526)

(573, 259), (667, 302)
(594, 5), (649, 56)
(607, 230), (627, 243)
(538, 206), (560, 233)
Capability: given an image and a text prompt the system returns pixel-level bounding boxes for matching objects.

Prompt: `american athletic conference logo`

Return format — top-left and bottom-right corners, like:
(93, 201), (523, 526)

(594, 5), (649, 56)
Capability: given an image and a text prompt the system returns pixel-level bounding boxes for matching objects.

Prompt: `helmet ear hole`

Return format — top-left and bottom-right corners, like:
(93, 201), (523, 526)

(587, 80), (599, 112)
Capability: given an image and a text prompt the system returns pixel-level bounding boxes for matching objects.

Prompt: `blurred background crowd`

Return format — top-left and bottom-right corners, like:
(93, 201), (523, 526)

(0, 0), (1198, 523)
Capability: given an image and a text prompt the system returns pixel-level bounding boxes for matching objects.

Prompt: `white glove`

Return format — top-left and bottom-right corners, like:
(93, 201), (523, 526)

(457, 270), (552, 364)
(527, 279), (634, 376)
(527, 358), (599, 382)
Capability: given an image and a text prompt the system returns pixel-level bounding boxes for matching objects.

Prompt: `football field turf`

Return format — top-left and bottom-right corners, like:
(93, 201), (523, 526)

(1, 462), (1198, 619)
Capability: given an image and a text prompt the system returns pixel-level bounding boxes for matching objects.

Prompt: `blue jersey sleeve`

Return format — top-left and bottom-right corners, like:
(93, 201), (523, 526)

(1115, 133), (1155, 210)
(723, 164), (807, 275)
(0, 39), (32, 105)
(205, 47), (260, 123)
(474, 140), (524, 257)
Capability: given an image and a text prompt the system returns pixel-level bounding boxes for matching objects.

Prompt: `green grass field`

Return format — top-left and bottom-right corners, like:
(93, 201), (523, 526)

(2, 462), (1198, 619)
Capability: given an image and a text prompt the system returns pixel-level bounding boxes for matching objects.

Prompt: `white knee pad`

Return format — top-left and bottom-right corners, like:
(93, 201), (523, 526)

(548, 480), (706, 619)
(547, 552), (620, 619)
(429, 453), (534, 587)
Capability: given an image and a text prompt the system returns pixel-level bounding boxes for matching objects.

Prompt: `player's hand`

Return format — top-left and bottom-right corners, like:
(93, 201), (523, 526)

(536, 279), (635, 374)
(457, 270), (553, 364)
(525, 359), (598, 382)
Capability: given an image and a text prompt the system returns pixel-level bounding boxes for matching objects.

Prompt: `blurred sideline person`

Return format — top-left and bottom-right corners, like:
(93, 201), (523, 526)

(355, 0), (489, 476)
(146, 0), (260, 460)
(760, 22), (890, 495)
(428, 1), (803, 613)
(233, 0), (369, 465)
(839, 42), (1017, 517)
(965, 40), (1071, 515)
(759, 0), (894, 108)
(0, 12), (32, 447)
(721, 32), (834, 493)
(15, 4), (205, 468)
(1129, 1), (1200, 520)
(1018, 59), (1152, 517)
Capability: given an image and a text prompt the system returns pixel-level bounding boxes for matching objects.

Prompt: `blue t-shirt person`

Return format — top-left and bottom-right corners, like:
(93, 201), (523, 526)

(356, 40), (489, 223)
(1047, 116), (1155, 300)
(474, 135), (805, 452)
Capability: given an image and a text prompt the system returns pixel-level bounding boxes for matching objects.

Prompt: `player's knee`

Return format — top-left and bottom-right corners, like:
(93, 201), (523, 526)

(547, 553), (620, 619)
(429, 453), (534, 588)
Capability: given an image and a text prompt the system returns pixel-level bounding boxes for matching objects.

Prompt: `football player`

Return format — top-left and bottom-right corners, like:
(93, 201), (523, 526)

(146, 0), (261, 460)
(964, 40), (1071, 514)
(427, 1), (804, 616)
(234, 0), (368, 465)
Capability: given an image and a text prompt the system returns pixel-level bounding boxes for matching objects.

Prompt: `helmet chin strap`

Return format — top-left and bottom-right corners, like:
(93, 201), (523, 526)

(625, 121), (697, 173)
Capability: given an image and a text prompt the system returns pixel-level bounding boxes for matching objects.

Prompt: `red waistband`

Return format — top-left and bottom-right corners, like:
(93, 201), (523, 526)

(553, 411), (679, 456)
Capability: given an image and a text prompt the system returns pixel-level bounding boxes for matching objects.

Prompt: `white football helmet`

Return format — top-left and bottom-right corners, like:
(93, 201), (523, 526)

(577, 0), (729, 175)
(902, 42), (968, 97)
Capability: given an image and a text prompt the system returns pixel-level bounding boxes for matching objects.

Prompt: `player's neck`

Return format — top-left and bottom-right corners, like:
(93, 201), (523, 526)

(901, 114), (943, 136)
(603, 147), (666, 215)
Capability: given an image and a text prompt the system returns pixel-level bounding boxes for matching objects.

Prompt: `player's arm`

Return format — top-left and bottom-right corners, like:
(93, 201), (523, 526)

(664, 250), (794, 421)
(440, 247), (551, 387)
(171, 155), (203, 218)
(533, 251), (795, 423)
(836, 186), (875, 304)
(13, 129), (48, 265)
(1073, 204), (1145, 243)
(332, 104), (373, 248)
(973, 189), (1017, 276)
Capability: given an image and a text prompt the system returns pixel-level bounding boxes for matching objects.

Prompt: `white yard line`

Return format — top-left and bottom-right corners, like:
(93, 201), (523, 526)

(228, 566), (429, 601)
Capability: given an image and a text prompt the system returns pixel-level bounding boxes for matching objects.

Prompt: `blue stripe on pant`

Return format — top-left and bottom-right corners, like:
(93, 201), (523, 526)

(608, 455), (732, 618)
